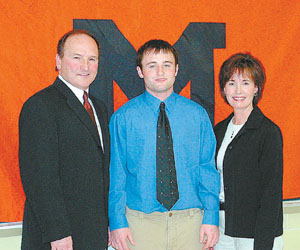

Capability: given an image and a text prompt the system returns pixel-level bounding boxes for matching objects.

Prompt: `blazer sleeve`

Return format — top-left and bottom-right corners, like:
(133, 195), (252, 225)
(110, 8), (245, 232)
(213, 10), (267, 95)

(253, 124), (283, 250)
(19, 96), (72, 243)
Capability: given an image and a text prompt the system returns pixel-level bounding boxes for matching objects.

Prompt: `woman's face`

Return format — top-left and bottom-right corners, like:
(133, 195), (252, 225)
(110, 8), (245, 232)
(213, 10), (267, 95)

(224, 71), (258, 112)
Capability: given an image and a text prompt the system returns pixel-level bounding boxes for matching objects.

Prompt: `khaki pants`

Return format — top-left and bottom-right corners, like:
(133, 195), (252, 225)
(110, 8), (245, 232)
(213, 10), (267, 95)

(125, 207), (204, 250)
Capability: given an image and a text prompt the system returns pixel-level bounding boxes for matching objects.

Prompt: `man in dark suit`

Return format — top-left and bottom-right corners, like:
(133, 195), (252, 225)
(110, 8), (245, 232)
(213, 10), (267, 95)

(19, 29), (110, 250)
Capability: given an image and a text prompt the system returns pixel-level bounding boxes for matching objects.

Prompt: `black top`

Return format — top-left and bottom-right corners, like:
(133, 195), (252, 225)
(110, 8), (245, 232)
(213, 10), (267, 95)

(214, 106), (283, 250)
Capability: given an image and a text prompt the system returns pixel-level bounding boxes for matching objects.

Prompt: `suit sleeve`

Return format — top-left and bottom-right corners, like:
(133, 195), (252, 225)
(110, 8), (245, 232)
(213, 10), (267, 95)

(19, 96), (72, 243)
(93, 98), (111, 219)
(254, 124), (283, 250)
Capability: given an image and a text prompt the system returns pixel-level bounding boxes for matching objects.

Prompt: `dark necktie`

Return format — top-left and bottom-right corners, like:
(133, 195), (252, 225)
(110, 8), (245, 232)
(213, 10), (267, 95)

(156, 102), (179, 210)
(83, 91), (104, 153)
(83, 91), (97, 128)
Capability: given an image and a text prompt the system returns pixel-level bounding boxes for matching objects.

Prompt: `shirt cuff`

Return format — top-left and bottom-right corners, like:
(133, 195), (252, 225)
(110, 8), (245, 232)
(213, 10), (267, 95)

(109, 214), (129, 231)
(202, 209), (219, 226)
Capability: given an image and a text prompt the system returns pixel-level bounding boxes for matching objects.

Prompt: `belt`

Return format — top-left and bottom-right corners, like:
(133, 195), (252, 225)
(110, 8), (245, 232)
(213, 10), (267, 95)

(220, 202), (225, 211)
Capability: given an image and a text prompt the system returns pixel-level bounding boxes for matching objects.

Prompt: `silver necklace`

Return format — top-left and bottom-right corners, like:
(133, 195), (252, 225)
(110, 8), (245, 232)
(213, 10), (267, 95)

(229, 118), (244, 139)
(230, 130), (235, 139)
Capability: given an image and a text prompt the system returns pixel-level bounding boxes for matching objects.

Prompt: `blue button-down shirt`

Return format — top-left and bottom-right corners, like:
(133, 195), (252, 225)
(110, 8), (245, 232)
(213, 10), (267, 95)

(109, 91), (220, 231)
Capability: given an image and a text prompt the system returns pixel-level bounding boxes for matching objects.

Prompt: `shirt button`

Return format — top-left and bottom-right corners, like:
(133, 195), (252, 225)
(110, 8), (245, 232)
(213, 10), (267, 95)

(228, 145), (233, 150)
(169, 213), (173, 217)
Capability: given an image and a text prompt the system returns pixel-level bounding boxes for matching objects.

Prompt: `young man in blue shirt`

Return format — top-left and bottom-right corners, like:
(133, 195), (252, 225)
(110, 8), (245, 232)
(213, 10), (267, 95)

(109, 39), (220, 250)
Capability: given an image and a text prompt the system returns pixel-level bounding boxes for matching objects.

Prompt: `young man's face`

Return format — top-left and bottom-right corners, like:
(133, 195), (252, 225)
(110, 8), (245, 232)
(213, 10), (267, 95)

(137, 49), (178, 100)
(56, 34), (99, 90)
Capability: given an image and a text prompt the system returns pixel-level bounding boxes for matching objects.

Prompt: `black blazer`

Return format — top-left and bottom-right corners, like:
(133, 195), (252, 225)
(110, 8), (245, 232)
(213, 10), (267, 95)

(19, 78), (110, 250)
(214, 107), (283, 250)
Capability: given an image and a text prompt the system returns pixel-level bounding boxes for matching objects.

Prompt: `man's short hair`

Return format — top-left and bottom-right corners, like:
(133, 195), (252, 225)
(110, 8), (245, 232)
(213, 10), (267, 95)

(57, 29), (100, 58)
(136, 39), (178, 69)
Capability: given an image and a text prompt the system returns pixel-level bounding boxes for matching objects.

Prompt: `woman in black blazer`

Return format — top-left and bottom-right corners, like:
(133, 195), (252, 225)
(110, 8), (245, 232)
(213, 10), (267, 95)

(214, 53), (283, 250)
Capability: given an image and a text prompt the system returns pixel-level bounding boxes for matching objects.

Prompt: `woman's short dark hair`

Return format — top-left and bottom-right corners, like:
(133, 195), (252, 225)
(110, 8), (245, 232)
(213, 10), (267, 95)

(219, 52), (265, 106)
(136, 39), (178, 69)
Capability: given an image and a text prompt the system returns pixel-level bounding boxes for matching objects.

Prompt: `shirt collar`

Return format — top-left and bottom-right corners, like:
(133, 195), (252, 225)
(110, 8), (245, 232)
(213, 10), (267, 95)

(58, 75), (89, 104)
(143, 90), (176, 114)
(244, 106), (264, 129)
(214, 106), (264, 133)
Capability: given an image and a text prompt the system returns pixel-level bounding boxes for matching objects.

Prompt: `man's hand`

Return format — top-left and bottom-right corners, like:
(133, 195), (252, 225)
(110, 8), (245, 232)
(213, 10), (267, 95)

(108, 227), (111, 246)
(200, 224), (219, 250)
(110, 228), (135, 250)
(50, 236), (73, 250)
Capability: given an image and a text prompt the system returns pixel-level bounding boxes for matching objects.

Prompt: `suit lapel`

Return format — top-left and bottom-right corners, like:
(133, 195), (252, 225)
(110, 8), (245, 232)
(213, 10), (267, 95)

(214, 113), (233, 152)
(91, 95), (110, 164)
(90, 97), (106, 148)
(53, 78), (101, 147)
(215, 107), (264, 154)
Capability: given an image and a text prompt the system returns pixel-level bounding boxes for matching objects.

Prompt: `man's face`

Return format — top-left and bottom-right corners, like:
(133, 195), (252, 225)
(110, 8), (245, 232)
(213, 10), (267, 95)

(56, 34), (99, 90)
(137, 49), (178, 100)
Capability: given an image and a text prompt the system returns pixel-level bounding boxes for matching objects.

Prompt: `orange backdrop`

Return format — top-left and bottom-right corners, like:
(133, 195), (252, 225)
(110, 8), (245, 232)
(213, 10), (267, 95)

(1, 0), (300, 222)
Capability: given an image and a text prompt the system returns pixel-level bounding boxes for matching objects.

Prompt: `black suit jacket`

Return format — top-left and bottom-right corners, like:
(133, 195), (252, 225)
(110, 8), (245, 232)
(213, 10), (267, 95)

(214, 107), (283, 250)
(19, 78), (110, 250)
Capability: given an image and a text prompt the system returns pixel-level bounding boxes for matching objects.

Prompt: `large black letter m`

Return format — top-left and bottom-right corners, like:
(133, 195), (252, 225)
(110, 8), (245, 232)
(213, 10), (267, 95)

(74, 20), (225, 123)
